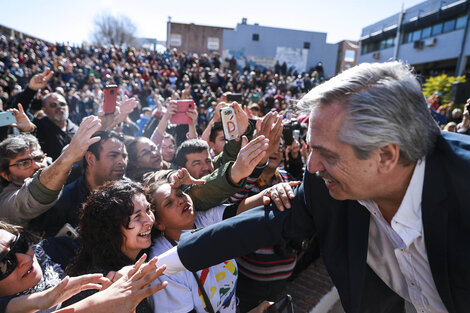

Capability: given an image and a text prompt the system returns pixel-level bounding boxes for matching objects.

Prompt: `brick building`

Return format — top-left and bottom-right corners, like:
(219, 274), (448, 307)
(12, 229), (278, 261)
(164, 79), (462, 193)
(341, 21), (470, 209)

(166, 20), (232, 56)
(335, 40), (359, 74)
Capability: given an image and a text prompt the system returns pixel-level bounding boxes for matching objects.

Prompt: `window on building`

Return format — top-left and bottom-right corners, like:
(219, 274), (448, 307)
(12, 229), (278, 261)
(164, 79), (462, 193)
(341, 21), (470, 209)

(421, 27), (431, 39)
(344, 49), (355, 62)
(432, 23), (442, 36)
(252, 33), (259, 41)
(412, 30), (422, 41)
(403, 32), (412, 44)
(170, 33), (181, 47)
(207, 37), (220, 50)
(304, 42), (310, 49)
(443, 19), (456, 33)
(456, 16), (467, 29)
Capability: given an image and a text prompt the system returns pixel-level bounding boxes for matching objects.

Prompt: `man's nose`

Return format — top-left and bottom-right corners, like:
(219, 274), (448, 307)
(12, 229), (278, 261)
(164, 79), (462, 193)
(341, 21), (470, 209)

(307, 151), (324, 174)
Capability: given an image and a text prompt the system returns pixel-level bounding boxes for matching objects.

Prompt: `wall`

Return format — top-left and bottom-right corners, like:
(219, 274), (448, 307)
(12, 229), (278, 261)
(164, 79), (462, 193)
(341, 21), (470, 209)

(222, 23), (338, 77)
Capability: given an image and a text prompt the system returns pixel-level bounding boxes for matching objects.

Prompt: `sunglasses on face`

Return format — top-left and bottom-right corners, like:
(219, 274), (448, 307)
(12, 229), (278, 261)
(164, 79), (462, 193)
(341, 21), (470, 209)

(0, 233), (30, 281)
(8, 154), (47, 171)
(48, 101), (67, 108)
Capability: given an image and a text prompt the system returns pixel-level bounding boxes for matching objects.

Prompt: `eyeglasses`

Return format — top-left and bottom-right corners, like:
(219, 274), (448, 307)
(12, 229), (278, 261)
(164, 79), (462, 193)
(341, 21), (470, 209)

(9, 154), (47, 170)
(161, 145), (175, 150)
(48, 101), (67, 108)
(0, 233), (30, 281)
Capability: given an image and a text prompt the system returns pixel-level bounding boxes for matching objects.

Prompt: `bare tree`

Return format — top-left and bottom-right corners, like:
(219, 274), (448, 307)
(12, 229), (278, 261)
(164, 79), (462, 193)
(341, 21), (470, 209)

(91, 13), (137, 47)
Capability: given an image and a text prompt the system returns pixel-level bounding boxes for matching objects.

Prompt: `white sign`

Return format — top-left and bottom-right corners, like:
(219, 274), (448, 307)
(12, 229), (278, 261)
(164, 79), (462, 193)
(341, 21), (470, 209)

(207, 37), (220, 50)
(170, 34), (181, 47)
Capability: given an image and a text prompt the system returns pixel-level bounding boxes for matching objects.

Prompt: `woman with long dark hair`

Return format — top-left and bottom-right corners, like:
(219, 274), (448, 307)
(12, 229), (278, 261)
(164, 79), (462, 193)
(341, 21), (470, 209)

(66, 179), (155, 312)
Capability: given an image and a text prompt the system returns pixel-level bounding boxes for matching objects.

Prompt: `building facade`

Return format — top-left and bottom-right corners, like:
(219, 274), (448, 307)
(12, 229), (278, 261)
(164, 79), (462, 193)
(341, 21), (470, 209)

(358, 0), (470, 76)
(166, 21), (231, 56)
(335, 40), (359, 74)
(222, 20), (338, 77)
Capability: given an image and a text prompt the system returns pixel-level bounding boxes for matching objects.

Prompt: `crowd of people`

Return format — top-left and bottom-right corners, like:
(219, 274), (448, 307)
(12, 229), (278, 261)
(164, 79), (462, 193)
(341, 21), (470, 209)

(1, 32), (470, 313)
(0, 34), (313, 313)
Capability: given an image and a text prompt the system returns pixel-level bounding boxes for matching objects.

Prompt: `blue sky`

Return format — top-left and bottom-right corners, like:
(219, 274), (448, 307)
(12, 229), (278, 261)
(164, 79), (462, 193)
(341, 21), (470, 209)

(1, 0), (425, 45)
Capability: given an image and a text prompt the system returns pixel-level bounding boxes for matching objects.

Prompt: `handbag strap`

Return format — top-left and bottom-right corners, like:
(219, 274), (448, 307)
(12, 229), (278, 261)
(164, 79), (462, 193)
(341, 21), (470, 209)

(165, 234), (216, 313)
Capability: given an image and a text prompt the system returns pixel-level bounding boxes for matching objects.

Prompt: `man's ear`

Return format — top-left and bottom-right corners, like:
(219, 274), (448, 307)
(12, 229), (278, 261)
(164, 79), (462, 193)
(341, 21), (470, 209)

(85, 151), (96, 169)
(0, 171), (10, 182)
(378, 143), (400, 173)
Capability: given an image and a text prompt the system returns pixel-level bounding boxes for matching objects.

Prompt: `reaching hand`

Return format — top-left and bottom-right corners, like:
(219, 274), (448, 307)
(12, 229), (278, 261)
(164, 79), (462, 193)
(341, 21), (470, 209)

(186, 106), (198, 124)
(53, 254), (167, 313)
(28, 68), (54, 91)
(116, 96), (139, 125)
(256, 112), (283, 165)
(63, 115), (102, 163)
(8, 103), (35, 132)
(169, 168), (205, 189)
(164, 101), (178, 120)
(262, 181), (301, 211)
(230, 136), (269, 184)
(38, 274), (109, 311)
(93, 254), (167, 313)
(243, 104), (254, 119)
(213, 102), (225, 122)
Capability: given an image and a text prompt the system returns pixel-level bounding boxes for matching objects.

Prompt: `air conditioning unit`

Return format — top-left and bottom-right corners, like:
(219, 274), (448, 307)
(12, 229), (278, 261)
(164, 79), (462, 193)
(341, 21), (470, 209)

(424, 37), (437, 47)
(413, 40), (424, 49)
(372, 52), (380, 60)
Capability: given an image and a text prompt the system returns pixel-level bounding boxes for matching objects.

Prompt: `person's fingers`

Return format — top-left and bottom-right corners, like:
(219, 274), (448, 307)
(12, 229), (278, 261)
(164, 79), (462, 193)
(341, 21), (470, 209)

(231, 101), (242, 113)
(262, 194), (271, 205)
(257, 300), (273, 312)
(249, 149), (267, 166)
(277, 185), (291, 209)
(270, 189), (285, 211)
(140, 280), (169, 298)
(55, 275), (70, 291)
(134, 264), (166, 290)
(240, 135), (249, 148)
(80, 283), (104, 291)
(242, 138), (269, 159)
(44, 69), (54, 82)
(286, 181), (301, 199)
(17, 103), (25, 114)
(128, 253), (147, 278)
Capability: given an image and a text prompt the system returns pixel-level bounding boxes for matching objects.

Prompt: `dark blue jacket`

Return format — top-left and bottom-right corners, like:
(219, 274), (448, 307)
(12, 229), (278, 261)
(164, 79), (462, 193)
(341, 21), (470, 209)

(177, 131), (470, 313)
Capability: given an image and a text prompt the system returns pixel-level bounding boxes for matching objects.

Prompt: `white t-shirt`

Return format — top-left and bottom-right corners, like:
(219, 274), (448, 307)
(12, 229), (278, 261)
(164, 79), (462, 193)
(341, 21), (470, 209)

(150, 205), (238, 313)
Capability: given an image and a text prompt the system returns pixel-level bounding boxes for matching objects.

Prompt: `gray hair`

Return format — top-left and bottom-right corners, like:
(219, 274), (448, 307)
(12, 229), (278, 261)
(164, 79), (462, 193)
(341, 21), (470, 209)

(298, 61), (440, 164)
(0, 134), (41, 174)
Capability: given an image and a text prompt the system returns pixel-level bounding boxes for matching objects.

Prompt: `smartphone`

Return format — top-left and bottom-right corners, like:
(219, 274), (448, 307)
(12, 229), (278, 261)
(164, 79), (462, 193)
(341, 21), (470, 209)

(55, 223), (79, 239)
(171, 100), (194, 125)
(220, 106), (239, 140)
(226, 93), (243, 103)
(285, 110), (293, 120)
(293, 129), (300, 143)
(0, 112), (16, 127)
(266, 294), (294, 313)
(283, 124), (293, 146)
(103, 84), (118, 114)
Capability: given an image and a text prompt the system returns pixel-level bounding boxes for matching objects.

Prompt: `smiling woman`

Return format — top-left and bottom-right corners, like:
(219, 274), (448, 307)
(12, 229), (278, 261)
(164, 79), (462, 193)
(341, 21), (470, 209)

(0, 221), (107, 313)
(65, 179), (155, 313)
(126, 137), (170, 182)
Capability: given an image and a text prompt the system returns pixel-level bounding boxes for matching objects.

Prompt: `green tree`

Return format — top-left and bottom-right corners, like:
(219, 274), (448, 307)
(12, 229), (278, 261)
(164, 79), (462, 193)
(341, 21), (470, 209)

(422, 74), (466, 106)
